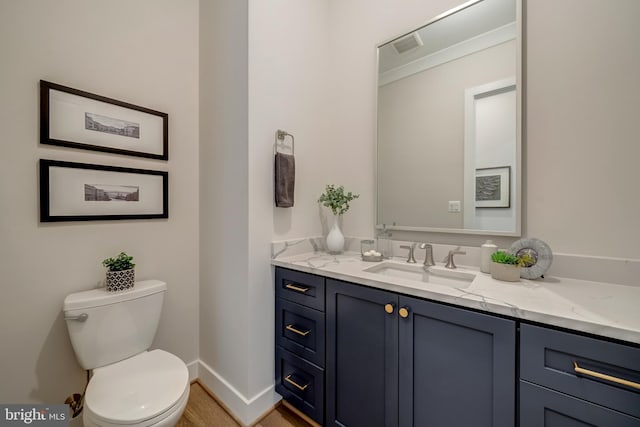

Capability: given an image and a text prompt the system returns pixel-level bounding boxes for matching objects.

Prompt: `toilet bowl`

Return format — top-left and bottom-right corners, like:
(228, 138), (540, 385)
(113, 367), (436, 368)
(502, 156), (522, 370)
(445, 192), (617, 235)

(63, 280), (189, 427)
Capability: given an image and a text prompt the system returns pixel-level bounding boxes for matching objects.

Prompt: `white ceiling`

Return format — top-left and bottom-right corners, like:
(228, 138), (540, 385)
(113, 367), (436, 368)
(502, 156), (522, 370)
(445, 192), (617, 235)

(379, 0), (516, 73)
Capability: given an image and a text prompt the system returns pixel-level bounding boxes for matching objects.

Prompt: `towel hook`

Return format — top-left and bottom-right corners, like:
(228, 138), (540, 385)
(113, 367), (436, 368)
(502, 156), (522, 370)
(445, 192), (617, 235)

(275, 129), (295, 155)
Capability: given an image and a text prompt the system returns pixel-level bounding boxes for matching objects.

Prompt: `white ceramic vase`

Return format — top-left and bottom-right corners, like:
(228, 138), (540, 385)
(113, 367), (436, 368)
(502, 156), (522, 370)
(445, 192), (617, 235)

(490, 262), (521, 282)
(326, 214), (345, 253)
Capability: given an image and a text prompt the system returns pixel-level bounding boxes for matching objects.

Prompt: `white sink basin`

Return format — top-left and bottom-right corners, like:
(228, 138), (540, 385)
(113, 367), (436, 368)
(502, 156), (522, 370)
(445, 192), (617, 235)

(364, 262), (475, 289)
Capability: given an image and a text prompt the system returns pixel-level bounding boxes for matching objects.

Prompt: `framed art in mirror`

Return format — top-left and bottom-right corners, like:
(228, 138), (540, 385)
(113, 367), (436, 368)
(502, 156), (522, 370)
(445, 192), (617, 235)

(40, 159), (168, 222)
(40, 80), (168, 160)
(475, 166), (510, 208)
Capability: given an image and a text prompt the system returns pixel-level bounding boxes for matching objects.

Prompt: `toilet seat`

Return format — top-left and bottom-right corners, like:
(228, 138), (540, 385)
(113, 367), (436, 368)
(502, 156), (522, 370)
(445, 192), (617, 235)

(84, 386), (189, 427)
(84, 350), (189, 426)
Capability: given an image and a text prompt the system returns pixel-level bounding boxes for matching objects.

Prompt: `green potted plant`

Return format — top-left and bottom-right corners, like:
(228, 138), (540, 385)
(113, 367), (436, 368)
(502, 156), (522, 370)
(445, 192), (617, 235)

(102, 252), (135, 292)
(318, 184), (359, 253)
(490, 250), (533, 282)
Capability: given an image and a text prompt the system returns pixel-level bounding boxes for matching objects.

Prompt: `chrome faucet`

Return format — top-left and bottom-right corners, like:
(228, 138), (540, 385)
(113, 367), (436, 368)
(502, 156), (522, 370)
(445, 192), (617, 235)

(445, 249), (466, 269)
(400, 243), (417, 263)
(419, 243), (435, 267)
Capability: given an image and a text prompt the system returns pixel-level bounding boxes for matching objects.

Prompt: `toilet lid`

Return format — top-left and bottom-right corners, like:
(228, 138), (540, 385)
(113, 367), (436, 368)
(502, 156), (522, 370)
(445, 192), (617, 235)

(85, 350), (189, 425)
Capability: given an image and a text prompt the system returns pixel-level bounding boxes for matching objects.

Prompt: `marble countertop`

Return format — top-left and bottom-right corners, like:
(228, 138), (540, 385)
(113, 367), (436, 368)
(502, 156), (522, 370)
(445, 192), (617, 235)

(272, 251), (640, 345)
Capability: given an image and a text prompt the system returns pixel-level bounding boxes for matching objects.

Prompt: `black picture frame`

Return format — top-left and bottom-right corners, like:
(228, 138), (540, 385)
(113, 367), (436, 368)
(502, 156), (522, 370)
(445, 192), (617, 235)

(40, 80), (168, 160)
(40, 159), (168, 222)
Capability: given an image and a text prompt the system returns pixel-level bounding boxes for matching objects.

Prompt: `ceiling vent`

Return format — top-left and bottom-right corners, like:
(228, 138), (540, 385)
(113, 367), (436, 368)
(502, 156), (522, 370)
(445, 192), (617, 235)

(392, 32), (423, 55)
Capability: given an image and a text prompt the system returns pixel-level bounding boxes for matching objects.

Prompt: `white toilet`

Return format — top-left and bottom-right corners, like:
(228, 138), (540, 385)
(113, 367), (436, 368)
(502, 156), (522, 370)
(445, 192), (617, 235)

(63, 280), (190, 427)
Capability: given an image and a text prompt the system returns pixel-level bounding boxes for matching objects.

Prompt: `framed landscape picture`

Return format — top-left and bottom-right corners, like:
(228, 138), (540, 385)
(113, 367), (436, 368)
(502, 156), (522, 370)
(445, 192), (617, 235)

(40, 80), (168, 160)
(475, 166), (510, 208)
(40, 159), (168, 222)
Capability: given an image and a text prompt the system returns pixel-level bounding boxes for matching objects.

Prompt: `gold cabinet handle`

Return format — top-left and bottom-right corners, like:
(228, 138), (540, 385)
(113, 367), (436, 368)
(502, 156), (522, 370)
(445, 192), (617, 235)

(286, 324), (311, 337)
(285, 374), (309, 391)
(384, 303), (395, 314)
(285, 283), (310, 293)
(573, 362), (640, 390)
(399, 307), (410, 318)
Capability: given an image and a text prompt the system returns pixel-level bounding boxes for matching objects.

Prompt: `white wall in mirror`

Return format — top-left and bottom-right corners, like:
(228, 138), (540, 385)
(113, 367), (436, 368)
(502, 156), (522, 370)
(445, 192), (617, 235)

(378, 41), (516, 229)
(463, 78), (517, 231)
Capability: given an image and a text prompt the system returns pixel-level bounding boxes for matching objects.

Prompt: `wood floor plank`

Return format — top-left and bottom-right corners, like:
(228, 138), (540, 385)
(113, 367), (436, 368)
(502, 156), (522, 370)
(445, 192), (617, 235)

(176, 382), (312, 427)
(254, 405), (313, 427)
(176, 383), (239, 427)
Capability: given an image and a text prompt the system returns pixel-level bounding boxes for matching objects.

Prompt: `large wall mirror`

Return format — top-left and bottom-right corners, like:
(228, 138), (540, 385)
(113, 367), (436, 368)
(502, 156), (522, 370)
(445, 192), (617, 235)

(377, 0), (522, 236)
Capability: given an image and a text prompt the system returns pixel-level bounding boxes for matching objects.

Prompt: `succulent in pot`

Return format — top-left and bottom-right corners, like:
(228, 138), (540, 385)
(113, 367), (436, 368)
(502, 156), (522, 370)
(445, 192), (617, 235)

(490, 250), (533, 282)
(102, 252), (135, 292)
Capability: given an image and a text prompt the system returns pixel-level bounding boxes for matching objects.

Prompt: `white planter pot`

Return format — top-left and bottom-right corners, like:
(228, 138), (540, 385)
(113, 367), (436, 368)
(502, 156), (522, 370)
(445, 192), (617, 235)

(326, 214), (345, 254)
(490, 262), (521, 282)
(106, 269), (135, 292)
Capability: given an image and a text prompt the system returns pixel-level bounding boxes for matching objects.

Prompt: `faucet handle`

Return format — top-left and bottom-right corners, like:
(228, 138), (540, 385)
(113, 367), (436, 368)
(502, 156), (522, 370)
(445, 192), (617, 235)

(445, 250), (466, 269)
(400, 243), (417, 263)
(419, 243), (435, 267)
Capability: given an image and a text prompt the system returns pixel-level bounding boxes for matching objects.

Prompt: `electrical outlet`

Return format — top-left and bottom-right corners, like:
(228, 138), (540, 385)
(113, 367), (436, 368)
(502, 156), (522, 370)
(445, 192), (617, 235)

(448, 201), (461, 213)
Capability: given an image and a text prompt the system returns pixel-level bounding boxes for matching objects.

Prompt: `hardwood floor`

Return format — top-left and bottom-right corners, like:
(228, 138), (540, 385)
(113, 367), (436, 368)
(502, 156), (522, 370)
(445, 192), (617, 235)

(176, 382), (313, 427)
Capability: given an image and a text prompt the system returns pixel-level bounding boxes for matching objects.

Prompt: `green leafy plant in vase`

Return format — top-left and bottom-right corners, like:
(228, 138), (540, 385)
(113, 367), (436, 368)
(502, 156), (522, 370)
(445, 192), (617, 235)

(490, 250), (533, 282)
(318, 184), (359, 253)
(102, 252), (136, 292)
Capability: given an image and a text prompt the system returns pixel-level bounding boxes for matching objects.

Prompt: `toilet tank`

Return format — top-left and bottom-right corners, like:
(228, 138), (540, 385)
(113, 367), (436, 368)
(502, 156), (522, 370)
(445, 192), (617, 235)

(63, 280), (167, 370)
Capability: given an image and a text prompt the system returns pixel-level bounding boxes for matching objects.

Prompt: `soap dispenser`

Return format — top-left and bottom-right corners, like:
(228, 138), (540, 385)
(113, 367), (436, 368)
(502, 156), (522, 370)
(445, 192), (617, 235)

(480, 240), (498, 273)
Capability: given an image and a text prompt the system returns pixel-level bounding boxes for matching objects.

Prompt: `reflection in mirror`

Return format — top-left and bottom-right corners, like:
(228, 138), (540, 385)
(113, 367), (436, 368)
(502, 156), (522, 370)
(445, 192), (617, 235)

(377, 0), (521, 236)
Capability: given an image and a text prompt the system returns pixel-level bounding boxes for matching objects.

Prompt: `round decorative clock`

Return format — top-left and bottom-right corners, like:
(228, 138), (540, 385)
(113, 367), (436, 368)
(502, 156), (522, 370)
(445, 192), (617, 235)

(510, 238), (553, 279)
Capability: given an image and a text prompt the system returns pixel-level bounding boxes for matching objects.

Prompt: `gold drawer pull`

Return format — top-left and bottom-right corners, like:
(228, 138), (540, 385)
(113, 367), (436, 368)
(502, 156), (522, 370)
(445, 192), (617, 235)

(285, 283), (310, 293)
(286, 324), (311, 337)
(285, 374), (309, 391)
(573, 362), (640, 390)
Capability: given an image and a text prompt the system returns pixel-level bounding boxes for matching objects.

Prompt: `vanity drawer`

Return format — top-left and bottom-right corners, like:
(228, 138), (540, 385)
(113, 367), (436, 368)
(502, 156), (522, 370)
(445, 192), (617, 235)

(520, 323), (640, 418)
(275, 346), (324, 425)
(275, 267), (325, 311)
(276, 298), (325, 367)
(520, 381), (640, 426)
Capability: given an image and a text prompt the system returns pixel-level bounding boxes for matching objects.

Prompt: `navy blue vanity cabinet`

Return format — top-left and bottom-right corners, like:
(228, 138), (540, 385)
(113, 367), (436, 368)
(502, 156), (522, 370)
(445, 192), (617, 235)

(326, 279), (399, 427)
(398, 295), (516, 427)
(275, 267), (326, 424)
(519, 324), (640, 426)
(278, 266), (639, 427)
(326, 279), (516, 427)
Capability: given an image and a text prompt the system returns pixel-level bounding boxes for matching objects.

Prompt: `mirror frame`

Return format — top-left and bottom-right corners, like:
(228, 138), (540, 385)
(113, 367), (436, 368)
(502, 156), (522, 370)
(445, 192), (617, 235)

(375, 0), (523, 237)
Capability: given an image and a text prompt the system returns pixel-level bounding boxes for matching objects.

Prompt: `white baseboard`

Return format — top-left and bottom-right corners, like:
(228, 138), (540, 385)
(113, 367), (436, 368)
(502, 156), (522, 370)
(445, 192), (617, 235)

(197, 359), (280, 426)
(186, 359), (199, 382)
